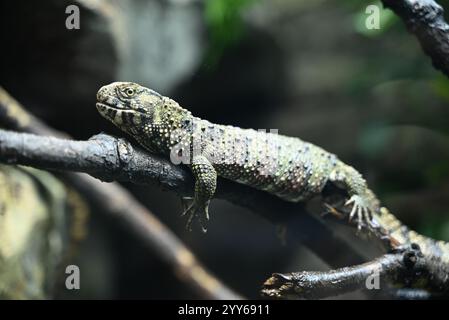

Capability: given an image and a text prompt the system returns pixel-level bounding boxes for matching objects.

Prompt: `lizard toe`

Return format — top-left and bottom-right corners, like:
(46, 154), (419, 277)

(182, 201), (210, 233)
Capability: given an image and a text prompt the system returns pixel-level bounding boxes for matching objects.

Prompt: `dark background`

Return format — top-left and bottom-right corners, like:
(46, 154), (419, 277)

(1, 0), (448, 299)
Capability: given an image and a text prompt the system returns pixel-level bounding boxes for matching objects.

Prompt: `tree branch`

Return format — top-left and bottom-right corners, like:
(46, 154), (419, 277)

(0, 128), (368, 267)
(382, 0), (449, 77)
(261, 244), (448, 299)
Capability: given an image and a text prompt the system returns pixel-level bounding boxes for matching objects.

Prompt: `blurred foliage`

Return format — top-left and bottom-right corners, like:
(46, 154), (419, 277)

(204, 0), (258, 67)
(358, 123), (393, 159)
(421, 216), (449, 242)
(432, 74), (449, 102)
(425, 160), (449, 186)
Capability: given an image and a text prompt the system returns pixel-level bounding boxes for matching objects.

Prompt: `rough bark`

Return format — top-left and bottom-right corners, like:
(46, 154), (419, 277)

(382, 0), (449, 77)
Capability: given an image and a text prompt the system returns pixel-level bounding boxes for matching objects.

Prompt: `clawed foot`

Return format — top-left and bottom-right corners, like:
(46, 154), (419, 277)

(345, 195), (376, 231)
(181, 197), (209, 233)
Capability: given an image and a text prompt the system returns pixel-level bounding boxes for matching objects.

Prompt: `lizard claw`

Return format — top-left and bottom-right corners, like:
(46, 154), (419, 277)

(345, 195), (374, 231)
(180, 196), (194, 216)
(181, 200), (210, 233)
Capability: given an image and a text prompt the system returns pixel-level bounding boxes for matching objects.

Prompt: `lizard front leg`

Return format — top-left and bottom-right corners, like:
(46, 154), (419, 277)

(182, 155), (217, 232)
(329, 164), (380, 230)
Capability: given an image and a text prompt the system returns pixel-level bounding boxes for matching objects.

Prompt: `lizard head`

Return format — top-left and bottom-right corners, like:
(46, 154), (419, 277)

(96, 82), (163, 135)
(96, 82), (193, 154)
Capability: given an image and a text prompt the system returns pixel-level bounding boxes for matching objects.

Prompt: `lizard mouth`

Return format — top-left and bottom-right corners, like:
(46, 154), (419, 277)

(96, 102), (147, 118)
(96, 102), (131, 122)
(96, 102), (122, 112)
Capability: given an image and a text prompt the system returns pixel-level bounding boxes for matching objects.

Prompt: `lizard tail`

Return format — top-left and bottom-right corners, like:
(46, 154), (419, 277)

(377, 207), (449, 267)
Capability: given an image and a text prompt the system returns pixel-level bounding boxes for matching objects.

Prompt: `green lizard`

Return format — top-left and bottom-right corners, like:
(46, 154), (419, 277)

(96, 82), (379, 231)
(96, 82), (449, 271)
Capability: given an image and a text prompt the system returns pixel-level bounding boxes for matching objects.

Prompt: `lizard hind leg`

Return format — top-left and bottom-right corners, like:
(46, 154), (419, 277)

(183, 155), (217, 233)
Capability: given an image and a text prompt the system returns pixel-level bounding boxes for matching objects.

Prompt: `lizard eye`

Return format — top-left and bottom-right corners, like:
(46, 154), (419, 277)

(125, 88), (135, 97)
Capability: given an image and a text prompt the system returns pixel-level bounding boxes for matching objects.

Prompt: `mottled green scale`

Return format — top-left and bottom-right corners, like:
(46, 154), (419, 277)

(187, 118), (339, 203)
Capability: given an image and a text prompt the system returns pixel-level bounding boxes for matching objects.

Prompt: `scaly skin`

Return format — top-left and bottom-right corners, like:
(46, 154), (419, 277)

(96, 82), (379, 232)
(378, 207), (449, 270)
